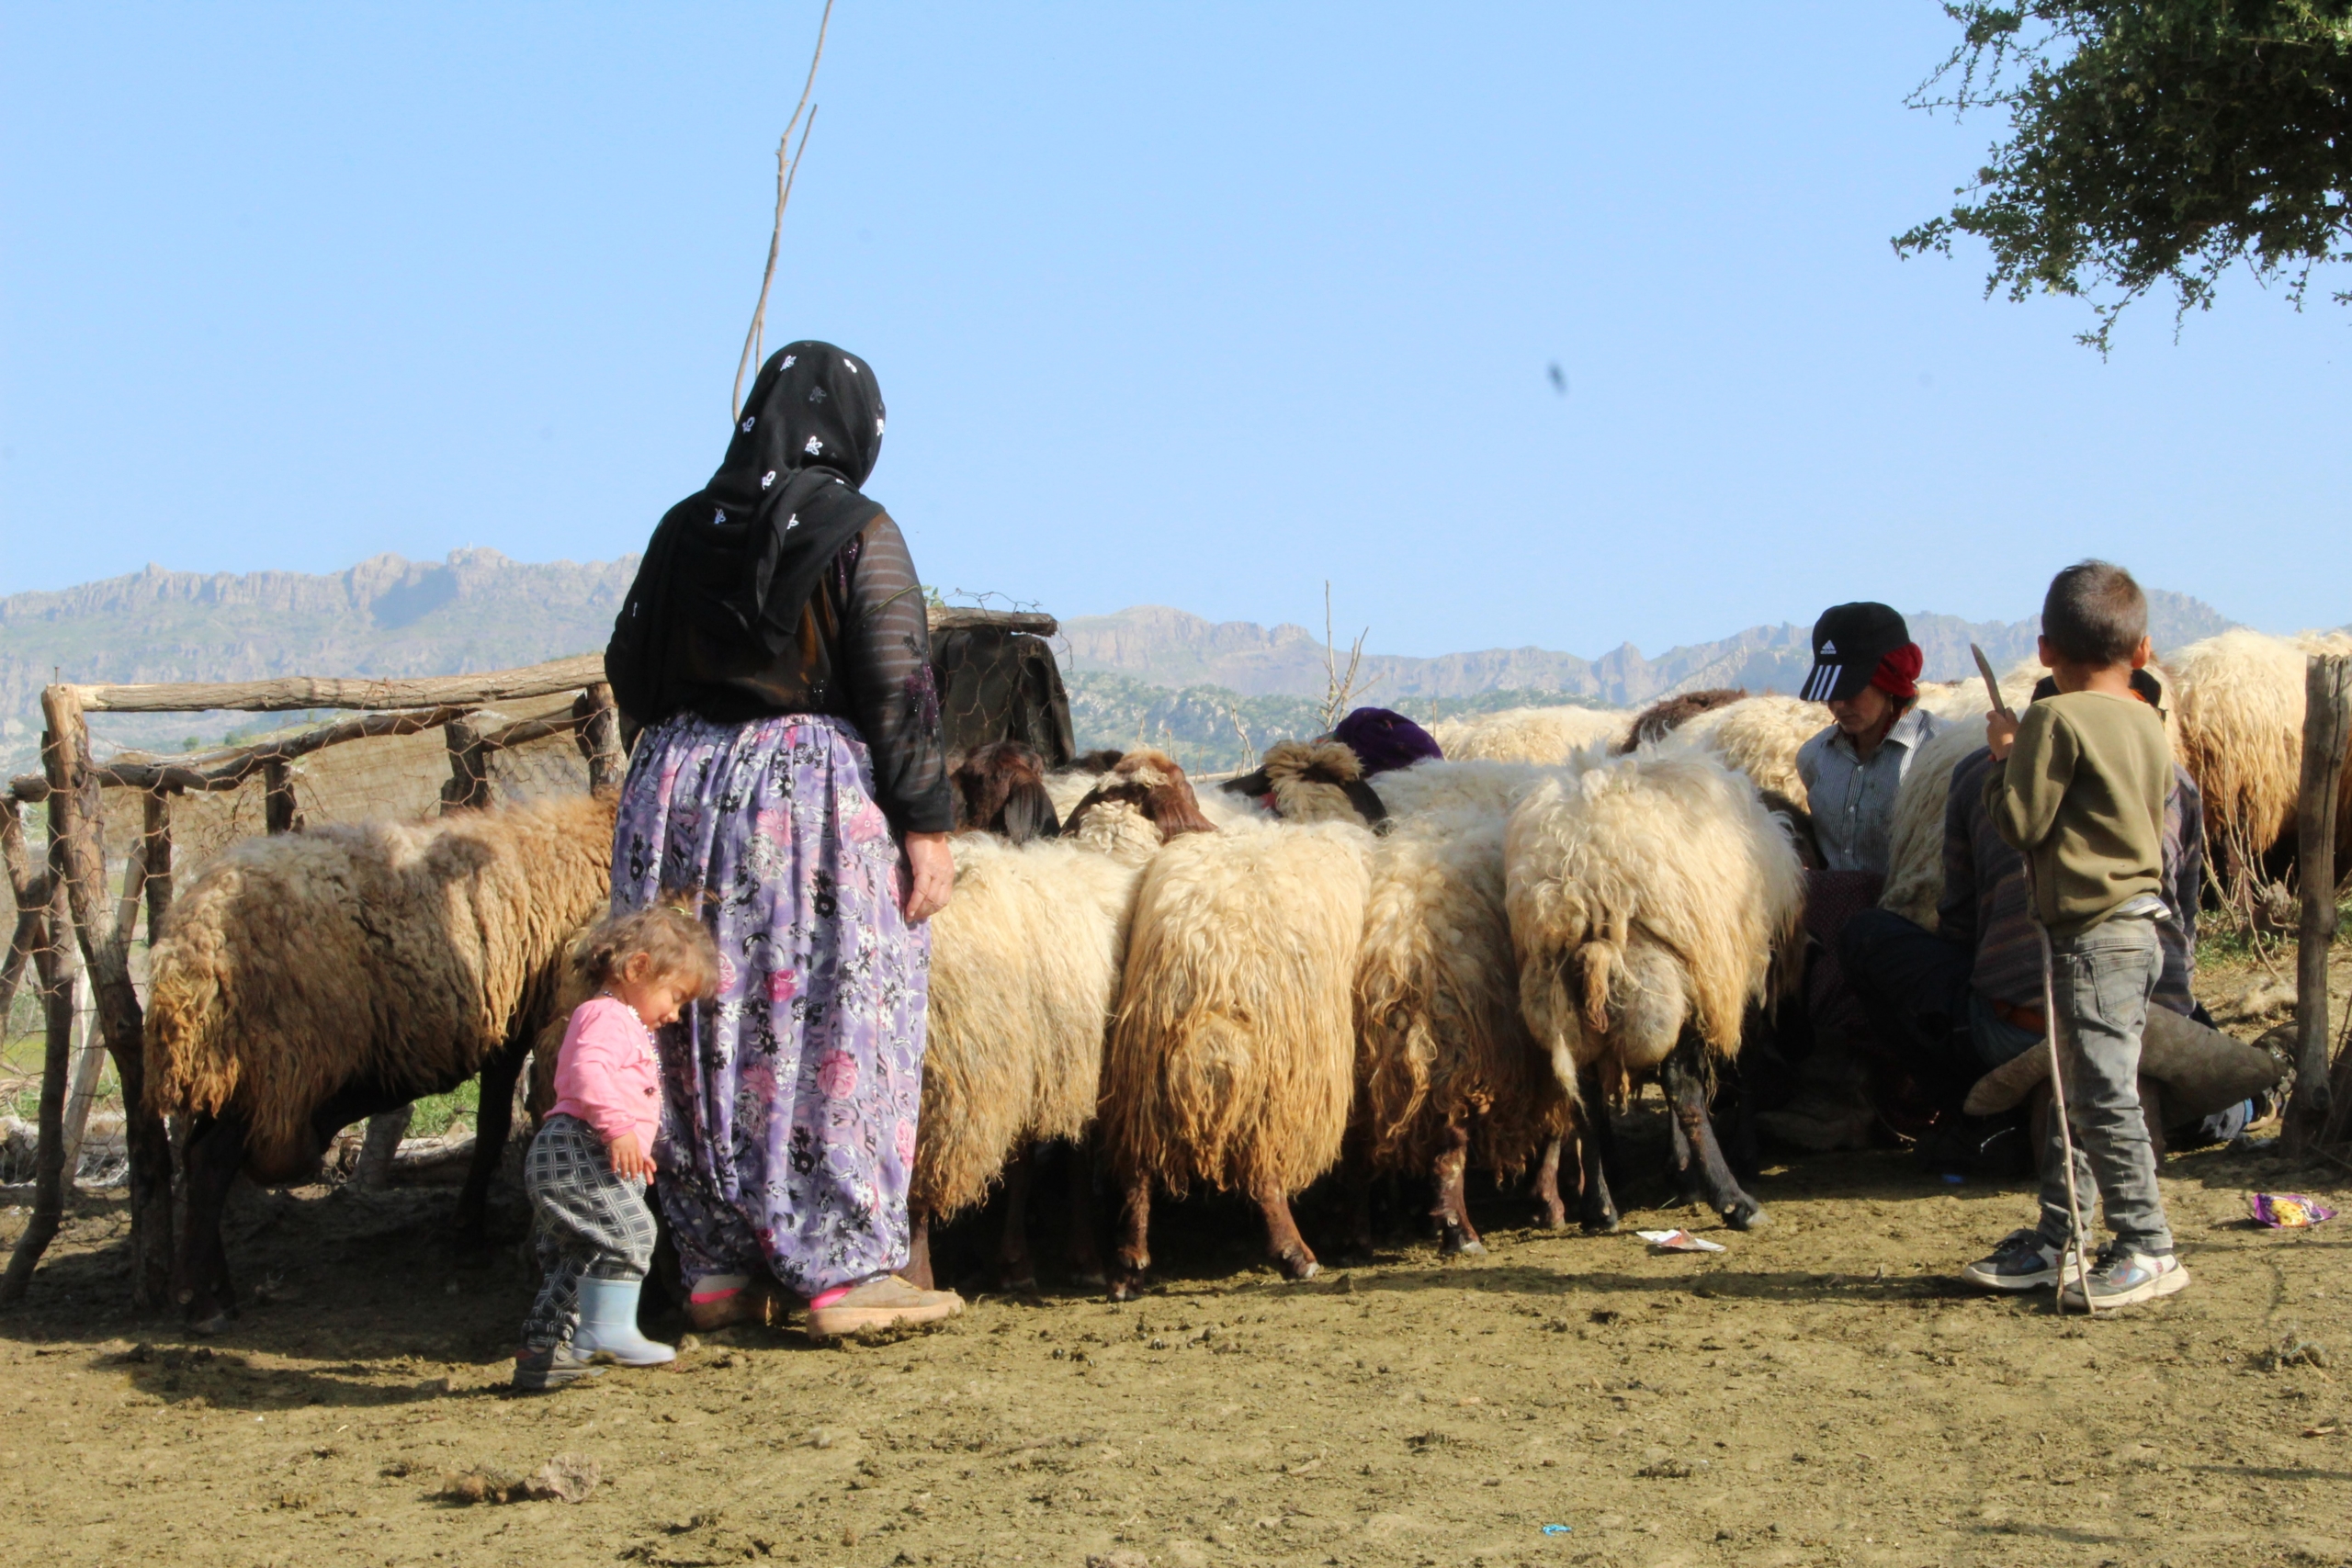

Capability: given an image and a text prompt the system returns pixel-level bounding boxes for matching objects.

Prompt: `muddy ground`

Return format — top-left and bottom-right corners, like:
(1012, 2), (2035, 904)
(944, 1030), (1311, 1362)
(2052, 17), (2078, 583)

(5, 950), (2350, 1568)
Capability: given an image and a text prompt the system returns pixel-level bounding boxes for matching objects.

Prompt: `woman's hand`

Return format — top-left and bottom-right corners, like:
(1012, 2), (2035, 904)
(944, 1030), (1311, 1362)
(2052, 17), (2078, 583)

(902, 830), (955, 923)
(606, 1133), (655, 1181)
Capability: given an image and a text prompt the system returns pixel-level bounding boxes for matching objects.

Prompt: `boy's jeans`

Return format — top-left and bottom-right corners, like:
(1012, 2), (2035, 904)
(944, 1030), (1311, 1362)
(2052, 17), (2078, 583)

(2036, 913), (2171, 1257)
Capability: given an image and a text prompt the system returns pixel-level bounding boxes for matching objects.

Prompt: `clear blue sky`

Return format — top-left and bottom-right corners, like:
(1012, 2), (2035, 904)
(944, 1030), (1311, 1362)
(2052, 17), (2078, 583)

(4, 3), (2346, 656)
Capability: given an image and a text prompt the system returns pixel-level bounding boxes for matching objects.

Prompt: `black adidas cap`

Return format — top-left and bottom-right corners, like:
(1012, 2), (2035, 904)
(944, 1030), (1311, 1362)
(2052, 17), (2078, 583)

(1800, 602), (1909, 704)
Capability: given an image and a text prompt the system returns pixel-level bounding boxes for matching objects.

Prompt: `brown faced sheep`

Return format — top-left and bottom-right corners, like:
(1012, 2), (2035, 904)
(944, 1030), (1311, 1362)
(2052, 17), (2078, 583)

(146, 790), (616, 1326)
(1062, 748), (1218, 863)
(1222, 739), (1390, 829)
(949, 741), (1063, 843)
(1098, 816), (1374, 1296)
(1506, 753), (1805, 1232)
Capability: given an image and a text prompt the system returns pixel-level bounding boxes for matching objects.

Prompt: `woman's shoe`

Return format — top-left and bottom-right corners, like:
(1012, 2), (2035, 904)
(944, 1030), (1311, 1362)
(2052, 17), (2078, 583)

(805, 1274), (964, 1339)
(571, 1276), (676, 1366)
(682, 1276), (781, 1331)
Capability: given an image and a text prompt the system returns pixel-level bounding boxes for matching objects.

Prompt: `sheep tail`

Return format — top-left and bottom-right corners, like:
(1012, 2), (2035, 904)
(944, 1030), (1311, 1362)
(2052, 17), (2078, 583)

(1576, 941), (1619, 1035)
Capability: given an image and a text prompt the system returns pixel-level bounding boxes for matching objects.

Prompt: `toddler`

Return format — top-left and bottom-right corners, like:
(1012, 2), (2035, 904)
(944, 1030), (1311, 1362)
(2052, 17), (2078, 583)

(514, 905), (718, 1392)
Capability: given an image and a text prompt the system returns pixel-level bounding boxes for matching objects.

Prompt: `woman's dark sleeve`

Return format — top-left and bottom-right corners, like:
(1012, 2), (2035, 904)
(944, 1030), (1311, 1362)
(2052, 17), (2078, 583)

(839, 513), (955, 834)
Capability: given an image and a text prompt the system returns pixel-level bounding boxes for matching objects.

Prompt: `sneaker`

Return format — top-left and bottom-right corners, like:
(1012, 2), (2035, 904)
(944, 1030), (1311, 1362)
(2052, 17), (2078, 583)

(805, 1274), (964, 1339)
(511, 1341), (603, 1393)
(1960, 1228), (2063, 1292)
(2059, 1247), (2189, 1311)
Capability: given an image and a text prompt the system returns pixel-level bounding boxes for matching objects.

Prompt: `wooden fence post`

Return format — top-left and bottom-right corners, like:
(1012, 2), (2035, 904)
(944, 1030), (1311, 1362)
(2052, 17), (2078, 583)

(2296, 654), (2352, 1142)
(441, 715), (492, 812)
(576, 682), (626, 794)
(39, 685), (174, 1309)
(0, 874), (74, 1303)
(263, 759), (303, 834)
(142, 791), (174, 938)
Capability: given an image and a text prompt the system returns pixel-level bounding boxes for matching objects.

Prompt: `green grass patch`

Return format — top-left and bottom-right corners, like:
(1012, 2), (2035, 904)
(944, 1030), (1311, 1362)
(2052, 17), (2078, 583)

(407, 1079), (480, 1138)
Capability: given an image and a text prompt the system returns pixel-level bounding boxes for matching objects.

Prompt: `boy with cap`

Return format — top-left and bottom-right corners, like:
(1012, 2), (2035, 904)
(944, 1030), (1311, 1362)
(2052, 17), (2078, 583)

(1962, 560), (2188, 1308)
(1794, 602), (1948, 876)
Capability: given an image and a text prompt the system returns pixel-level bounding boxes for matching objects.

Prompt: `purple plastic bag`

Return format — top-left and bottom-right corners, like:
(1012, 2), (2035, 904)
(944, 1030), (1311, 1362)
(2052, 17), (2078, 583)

(2251, 1193), (2338, 1228)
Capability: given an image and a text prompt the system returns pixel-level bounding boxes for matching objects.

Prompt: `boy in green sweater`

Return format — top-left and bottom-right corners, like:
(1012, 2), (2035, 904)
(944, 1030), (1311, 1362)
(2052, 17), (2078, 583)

(1960, 560), (2188, 1309)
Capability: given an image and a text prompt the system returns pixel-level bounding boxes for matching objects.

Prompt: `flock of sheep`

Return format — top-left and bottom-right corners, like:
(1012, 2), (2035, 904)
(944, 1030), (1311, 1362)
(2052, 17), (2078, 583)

(139, 627), (2351, 1323)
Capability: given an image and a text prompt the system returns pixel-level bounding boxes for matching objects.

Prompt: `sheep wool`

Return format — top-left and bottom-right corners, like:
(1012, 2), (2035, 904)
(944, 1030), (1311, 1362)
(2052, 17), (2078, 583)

(914, 835), (1142, 1220)
(1875, 717), (1996, 931)
(1651, 694), (1824, 802)
(146, 792), (617, 1180)
(2172, 628), (2352, 869)
(1370, 758), (1572, 820)
(1355, 807), (1565, 1176)
(1505, 753), (1804, 1087)
(1429, 705), (1627, 765)
(1257, 739), (1376, 826)
(1100, 817), (1374, 1198)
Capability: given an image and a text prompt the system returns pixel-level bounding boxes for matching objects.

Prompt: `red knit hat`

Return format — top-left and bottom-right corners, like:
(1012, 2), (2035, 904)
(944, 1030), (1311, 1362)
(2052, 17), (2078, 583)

(1870, 643), (1923, 701)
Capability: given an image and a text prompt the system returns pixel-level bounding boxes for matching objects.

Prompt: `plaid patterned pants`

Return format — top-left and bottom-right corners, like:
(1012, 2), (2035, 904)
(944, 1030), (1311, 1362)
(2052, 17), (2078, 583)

(521, 1113), (658, 1351)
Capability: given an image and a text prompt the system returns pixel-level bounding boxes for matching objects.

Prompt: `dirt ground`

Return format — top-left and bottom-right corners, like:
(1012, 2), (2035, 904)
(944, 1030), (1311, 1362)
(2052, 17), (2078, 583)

(5, 950), (2350, 1568)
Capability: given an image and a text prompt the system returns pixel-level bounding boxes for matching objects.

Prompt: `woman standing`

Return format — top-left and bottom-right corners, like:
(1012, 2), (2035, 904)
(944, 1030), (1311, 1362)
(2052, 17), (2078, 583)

(604, 341), (961, 1338)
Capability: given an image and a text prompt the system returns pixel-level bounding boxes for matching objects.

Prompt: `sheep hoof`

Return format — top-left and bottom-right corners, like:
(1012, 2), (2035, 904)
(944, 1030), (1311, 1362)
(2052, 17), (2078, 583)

(1438, 1229), (1486, 1258)
(1106, 1274), (1144, 1303)
(1283, 1258), (1321, 1283)
(1581, 1213), (1620, 1236)
(1724, 1201), (1770, 1231)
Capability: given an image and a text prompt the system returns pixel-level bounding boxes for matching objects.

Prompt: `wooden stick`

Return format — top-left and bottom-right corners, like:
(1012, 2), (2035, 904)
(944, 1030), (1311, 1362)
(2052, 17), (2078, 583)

(141, 793), (174, 942)
(729, 0), (837, 423)
(2292, 653), (2350, 1135)
(263, 758), (302, 834)
(927, 607), (1058, 637)
(480, 710), (584, 751)
(576, 683), (627, 794)
(441, 715), (492, 813)
(62, 653), (605, 715)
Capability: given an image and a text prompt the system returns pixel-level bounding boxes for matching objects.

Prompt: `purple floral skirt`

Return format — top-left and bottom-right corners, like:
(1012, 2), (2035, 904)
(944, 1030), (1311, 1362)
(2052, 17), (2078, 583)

(612, 712), (929, 1297)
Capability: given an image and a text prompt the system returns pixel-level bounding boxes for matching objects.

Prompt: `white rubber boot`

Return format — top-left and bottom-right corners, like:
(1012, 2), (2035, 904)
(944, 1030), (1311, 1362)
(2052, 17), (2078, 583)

(571, 1276), (675, 1366)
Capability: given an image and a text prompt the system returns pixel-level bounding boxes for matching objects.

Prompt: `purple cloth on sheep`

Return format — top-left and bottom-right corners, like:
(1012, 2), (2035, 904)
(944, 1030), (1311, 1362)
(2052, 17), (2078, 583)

(612, 710), (929, 1298)
(1331, 706), (1443, 777)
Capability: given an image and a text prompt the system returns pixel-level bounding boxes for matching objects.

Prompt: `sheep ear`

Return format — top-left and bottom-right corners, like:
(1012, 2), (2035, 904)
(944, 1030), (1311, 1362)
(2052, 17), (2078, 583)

(1001, 783), (1060, 844)
(1342, 779), (1390, 830)
(1220, 769), (1272, 796)
(1147, 777), (1218, 838)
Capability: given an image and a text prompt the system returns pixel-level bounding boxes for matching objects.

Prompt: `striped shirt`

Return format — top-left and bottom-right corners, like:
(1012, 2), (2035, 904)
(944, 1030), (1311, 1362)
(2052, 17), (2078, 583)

(1939, 746), (2200, 1016)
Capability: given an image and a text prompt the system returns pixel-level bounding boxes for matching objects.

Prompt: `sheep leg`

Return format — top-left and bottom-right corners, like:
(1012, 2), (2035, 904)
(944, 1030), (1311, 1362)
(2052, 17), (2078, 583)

(177, 1112), (248, 1331)
(994, 1143), (1039, 1292)
(1108, 1168), (1152, 1302)
(1252, 1179), (1320, 1281)
(1531, 1135), (1569, 1230)
(1666, 1111), (1710, 1208)
(1062, 1140), (1106, 1287)
(1335, 1131), (1376, 1267)
(1662, 1032), (1769, 1230)
(1573, 1065), (1619, 1235)
(455, 1039), (528, 1260)
(1430, 1111), (1483, 1256)
(905, 1208), (935, 1291)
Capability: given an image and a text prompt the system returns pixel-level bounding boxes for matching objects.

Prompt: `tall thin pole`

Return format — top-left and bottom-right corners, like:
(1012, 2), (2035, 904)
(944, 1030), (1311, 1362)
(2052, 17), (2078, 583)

(730, 0), (838, 423)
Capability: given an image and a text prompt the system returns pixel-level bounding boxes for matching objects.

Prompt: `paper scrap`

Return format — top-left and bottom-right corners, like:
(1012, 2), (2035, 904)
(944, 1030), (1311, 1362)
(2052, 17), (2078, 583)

(1635, 1229), (1726, 1253)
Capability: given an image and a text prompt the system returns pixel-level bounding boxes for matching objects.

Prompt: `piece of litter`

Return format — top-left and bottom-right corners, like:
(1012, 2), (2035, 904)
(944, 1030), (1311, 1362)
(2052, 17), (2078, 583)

(1636, 1229), (1726, 1254)
(1541, 1523), (1572, 1534)
(2251, 1193), (2336, 1228)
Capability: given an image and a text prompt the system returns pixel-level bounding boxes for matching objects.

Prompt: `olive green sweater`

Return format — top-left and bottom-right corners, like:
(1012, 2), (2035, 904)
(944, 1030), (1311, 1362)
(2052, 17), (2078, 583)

(1982, 690), (2169, 938)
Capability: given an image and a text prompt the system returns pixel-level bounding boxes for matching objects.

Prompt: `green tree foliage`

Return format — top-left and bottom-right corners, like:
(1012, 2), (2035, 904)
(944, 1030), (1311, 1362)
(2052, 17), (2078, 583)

(1897, 3), (2352, 349)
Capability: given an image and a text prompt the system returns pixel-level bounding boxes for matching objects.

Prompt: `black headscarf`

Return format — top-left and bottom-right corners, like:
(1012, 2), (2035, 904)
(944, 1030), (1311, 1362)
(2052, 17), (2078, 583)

(607, 342), (888, 721)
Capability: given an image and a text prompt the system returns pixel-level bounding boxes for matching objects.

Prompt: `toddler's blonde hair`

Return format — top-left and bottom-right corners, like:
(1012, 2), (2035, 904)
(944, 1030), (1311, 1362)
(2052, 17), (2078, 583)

(580, 900), (721, 1000)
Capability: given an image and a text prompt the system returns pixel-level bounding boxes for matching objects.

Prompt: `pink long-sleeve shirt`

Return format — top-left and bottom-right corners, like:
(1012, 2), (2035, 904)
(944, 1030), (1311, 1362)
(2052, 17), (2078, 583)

(549, 996), (662, 1156)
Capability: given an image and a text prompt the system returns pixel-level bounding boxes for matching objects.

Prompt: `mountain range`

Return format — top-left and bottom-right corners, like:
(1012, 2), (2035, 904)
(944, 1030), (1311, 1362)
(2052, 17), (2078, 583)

(0, 550), (2253, 775)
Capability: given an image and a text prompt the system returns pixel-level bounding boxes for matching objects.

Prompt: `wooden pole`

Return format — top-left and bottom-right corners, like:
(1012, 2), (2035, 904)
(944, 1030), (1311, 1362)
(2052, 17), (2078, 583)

(63, 653), (606, 715)
(58, 842), (144, 1180)
(141, 792), (174, 940)
(39, 685), (173, 1307)
(263, 759), (303, 834)
(440, 715), (492, 813)
(2290, 654), (2351, 1141)
(0, 876), (74, 1303)
(577, 682), (626, 794)
(0, 796), (43, 1029)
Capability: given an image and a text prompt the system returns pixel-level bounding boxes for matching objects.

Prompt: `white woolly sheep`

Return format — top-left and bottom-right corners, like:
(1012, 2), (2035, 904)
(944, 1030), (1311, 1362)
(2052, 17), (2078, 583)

(1505, 752), (1805, 1231)
(911, 833), (1143, 1289)
(1097, 816), (1374, 1294)
(1353, 805), (1569, 1253)
(2170, 628), (2352, 896)
(1430, 705), (1628, 765)
(147, 790), (617, 1326)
